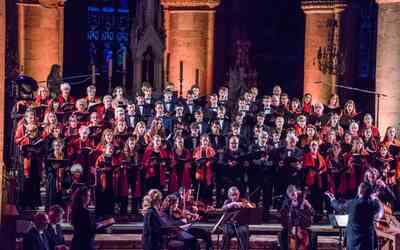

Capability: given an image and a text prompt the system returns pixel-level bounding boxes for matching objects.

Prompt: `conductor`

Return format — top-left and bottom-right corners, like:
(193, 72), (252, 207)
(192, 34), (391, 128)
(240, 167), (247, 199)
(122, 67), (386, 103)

(326, 182), (383, 250)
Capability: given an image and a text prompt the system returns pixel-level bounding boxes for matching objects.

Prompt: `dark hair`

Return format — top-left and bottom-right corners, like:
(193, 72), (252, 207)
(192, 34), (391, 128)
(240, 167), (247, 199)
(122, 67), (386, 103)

(358, 182), (373, 199)
(71, 186), (90, 226)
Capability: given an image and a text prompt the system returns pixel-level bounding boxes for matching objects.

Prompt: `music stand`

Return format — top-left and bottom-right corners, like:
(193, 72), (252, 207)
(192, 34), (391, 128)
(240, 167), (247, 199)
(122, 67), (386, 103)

(329, 214), (348, 249)
(212, 207), (264, 250)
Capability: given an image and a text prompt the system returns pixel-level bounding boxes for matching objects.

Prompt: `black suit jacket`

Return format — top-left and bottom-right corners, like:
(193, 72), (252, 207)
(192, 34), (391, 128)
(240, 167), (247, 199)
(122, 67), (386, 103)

(45, 224), (65, 250)
(331, 197), (380, 250)
(23, 227), (50, 250)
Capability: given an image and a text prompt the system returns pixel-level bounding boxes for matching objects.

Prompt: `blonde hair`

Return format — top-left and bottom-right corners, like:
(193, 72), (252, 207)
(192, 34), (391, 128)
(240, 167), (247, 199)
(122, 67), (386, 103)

(142, 189), (162, 212)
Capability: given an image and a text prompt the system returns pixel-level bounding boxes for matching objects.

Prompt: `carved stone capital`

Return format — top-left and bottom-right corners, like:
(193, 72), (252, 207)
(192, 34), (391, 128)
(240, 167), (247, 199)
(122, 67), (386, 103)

(376, 0), (400, 4)
(17, 0), (64, 8)
(302, 1), (347, 14)
(160, 0), (220, 10)
(39, 0), (64, 8)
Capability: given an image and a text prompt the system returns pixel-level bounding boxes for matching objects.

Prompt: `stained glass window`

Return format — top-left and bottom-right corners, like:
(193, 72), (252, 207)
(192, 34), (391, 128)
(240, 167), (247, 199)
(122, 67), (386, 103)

(87, 0), (132, 93)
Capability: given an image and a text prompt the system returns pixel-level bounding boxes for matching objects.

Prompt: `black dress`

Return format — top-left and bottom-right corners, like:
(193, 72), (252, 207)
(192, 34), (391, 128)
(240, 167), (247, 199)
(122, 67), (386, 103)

(143, 207), (163, 250)
(45, 224), (65, 250)
(70, 208), (96, 250)
(23, 227), (50, 250)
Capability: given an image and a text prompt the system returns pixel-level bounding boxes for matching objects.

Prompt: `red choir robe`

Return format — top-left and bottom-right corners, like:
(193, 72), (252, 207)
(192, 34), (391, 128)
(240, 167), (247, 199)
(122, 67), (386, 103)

(68, 137), (96, 183)
(337, 151), (370, 196)
(170, 149), (192, 190)
(193, 146), (216, 186)
(95, 153), (122, 193)
(303, 152), (328, 189)
(142, 146), (170, 187)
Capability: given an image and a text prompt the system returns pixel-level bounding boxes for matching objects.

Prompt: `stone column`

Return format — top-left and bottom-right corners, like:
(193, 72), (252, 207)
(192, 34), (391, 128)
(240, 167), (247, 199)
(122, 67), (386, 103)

(302, 1), (347, 104)
(375, 0), (400, 132)
(17, 0), (64, 84)
(0, 0), (5, 225)
(161, 0), (220, 96)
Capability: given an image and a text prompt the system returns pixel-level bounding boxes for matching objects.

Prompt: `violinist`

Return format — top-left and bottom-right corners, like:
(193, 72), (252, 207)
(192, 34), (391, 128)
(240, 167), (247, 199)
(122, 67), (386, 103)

(160, 195), (200, 250)
(280, 185), (314, 250)
(221, 186), (251, 250)
(176, 191), (215, 250)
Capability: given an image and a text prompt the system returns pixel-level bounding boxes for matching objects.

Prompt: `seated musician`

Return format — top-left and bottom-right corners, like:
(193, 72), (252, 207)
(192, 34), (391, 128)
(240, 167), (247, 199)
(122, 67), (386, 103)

(221, 186), (251, 250)
(160, 195), (199, 250)
(280, 185), (314, 250)
(142, 189), (164, 250)
(46, 205), (68, 250)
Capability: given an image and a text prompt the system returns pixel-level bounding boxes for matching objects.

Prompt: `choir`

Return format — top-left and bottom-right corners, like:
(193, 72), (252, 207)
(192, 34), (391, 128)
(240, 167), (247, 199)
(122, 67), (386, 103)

(13, 81), (400, 223)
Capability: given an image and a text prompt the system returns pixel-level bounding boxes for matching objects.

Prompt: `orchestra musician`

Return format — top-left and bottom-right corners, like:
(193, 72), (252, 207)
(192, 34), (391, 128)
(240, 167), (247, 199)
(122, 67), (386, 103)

(280, 185), (314, 250)
(142, 189), (164, 250)
(160, 195), (199, 250)
(221, 186), (253, 250)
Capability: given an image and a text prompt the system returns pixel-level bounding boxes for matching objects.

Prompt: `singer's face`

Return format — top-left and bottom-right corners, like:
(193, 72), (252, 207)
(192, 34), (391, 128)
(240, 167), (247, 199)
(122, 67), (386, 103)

(175, 137), (184, 147)
(88, 88), (96, 97)
(153, 136), (162, 147)
(380, 146), (388, 157)
(200, 137), (209, 147)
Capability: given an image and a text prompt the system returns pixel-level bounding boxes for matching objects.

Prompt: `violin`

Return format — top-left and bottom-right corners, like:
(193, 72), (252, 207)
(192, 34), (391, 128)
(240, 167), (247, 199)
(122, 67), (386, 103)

(238, 198), (256, 208)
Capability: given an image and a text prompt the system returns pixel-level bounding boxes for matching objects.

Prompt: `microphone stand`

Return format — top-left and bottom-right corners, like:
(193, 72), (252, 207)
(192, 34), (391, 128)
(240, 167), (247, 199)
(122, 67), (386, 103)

(314, 81), (388, 129)
(37, 73), (100, 85)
